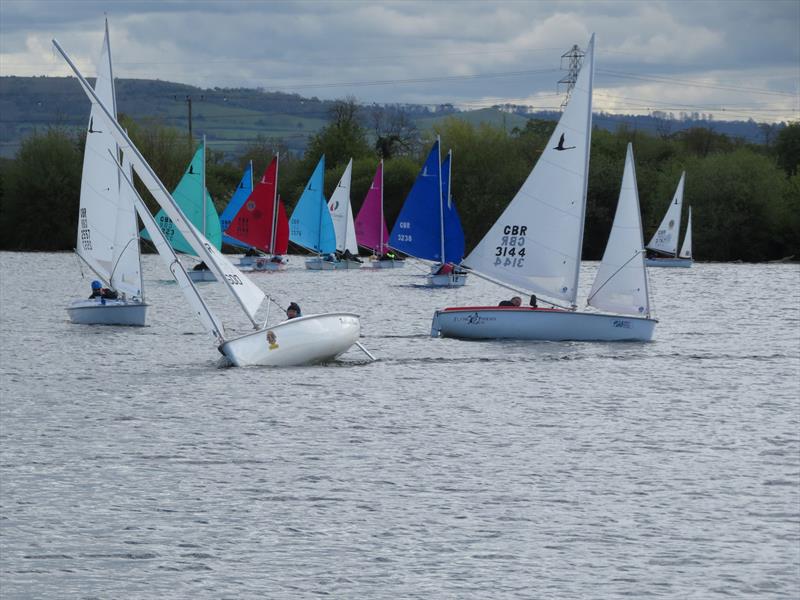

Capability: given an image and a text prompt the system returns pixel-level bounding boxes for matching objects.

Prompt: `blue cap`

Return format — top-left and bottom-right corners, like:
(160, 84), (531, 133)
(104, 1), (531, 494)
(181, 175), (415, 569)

(91, 280), (102, 289)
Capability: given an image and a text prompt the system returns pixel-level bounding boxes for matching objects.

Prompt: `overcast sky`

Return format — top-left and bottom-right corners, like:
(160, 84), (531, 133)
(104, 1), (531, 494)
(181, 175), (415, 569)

(1, 0), (798, 122)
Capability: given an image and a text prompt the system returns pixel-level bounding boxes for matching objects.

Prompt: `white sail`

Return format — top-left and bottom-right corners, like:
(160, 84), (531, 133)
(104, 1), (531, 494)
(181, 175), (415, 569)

(679, 206), (692, 259)
(53, 38), (265, 325)
(122, 154), (225, 339)
(587, 143), (650, 317)
(462, 34), (595, 305)
(646, 171), (685, 256)
(328, 159), (358, 254)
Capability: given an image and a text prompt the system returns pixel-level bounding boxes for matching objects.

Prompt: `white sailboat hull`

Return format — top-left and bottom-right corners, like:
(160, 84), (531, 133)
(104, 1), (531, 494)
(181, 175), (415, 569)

(430, 307), (656, 342)
(368, 258), (406, 269)
(237, 256), (288, 272)
(426, 272), (468, 287)
(305, 258), (361, 270)
(218, 313), (361, 367)
(67, 299), (148, 326)
(645, 257), (693, 268)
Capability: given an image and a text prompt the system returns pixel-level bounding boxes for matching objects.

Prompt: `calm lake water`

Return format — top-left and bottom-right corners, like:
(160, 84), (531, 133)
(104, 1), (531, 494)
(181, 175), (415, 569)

(1, 252), (798, 599)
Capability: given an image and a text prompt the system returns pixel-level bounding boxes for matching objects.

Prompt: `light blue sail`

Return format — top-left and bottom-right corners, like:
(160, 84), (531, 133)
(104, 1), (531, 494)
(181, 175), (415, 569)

(440, 151), (465, 264)
(288, 156), (336, 254)
(389, 139), (444, 261)
(219, 162), (253, 248)
(140, 145), (221, 254)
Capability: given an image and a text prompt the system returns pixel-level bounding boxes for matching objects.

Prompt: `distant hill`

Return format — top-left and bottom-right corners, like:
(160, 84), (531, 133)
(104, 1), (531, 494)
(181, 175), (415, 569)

(0, 76), (783, 158)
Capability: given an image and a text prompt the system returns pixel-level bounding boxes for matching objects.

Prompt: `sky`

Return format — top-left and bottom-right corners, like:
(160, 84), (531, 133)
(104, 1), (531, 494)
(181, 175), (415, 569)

(1, 0), (798, 123)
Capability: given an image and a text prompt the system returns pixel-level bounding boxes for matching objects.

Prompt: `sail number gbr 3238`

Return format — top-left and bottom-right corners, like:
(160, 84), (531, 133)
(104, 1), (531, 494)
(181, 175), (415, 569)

(495, 225), (526, 268)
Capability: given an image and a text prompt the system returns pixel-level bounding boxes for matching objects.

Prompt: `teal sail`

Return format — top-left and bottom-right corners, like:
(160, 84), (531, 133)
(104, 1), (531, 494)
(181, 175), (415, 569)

(220, 162), (253, 248)
(289, 156), (336, 254)
(140, 145), (221, 255)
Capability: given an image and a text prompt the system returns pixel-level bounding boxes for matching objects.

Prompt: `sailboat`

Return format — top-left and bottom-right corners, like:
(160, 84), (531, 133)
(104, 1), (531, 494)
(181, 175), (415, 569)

(140, 136), (221, 282)
(354, 160), (405, 268)
(225, 156), (289, 272)
(55, 38), (364, 367)
(327, 158), (362, 269)
(645, 173), (693, 267)
(289, 156), (340, 270)
(66, 19), (147, 327)
(430, 35), (658, 342)
(388, 138), (467, 286)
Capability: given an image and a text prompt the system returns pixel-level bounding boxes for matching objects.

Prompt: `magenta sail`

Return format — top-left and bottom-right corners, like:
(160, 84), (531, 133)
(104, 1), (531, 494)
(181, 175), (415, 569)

(354, 162), (389, 255)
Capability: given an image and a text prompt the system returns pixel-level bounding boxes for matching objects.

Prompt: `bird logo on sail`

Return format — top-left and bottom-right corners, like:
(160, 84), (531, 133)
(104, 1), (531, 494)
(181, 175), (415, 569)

(88, 117), (102, 134)
(554, 133), (576, 151)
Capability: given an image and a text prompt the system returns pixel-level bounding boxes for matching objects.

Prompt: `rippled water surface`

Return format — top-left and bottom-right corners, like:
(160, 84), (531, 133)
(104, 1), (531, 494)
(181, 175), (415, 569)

(1, 252), (798, 598)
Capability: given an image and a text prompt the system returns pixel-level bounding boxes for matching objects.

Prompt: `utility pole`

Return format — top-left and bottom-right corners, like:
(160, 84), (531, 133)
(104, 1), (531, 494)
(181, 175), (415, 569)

(557, 44), (585, 109)
(175, 94), (203, 143)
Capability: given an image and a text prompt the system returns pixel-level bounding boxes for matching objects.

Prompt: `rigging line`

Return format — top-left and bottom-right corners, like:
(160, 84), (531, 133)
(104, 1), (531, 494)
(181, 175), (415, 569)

(585, 249), (644, 306)
(598, 69), (797, 98)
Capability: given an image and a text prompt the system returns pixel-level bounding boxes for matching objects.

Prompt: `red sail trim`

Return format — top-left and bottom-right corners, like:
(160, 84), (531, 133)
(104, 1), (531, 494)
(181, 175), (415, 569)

(225, 157), (278, 252)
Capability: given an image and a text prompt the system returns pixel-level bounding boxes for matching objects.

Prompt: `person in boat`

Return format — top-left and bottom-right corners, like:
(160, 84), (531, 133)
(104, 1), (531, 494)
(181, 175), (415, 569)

(379, 251), (401, 261)
(342, 249), (362, 263)
(286, 302), (302, 319)
(193, 261), (209, 271)
(498, 296), (522, 307)
(435, 262), (455, 276)
(323, 253), (337, 262)
(89, 280), (118, 300)
(270, 255), (284, 263)
(244, 247), (260, 257)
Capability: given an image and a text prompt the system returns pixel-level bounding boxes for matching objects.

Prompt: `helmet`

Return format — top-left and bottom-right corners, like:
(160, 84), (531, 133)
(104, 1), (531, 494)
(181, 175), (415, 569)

(91, 280), (102, 290)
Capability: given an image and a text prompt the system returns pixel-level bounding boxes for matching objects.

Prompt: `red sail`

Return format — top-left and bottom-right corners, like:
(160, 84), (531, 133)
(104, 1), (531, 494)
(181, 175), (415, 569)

(273, 195), (289, 255)
(226, 157), (280, 253)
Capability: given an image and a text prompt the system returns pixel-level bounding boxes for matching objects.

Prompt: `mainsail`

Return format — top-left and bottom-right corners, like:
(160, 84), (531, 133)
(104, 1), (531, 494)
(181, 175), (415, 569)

(354, 161), (389, 254)
(440, 150), (465, 264)
(462, 35), (595, 305)
(289, 156), (336, 254)
(140, 143), (222, 255)
(646, 172), (685, 257)
(587, 143), (650, 317)
(328, 159), (358, 254)
(226, 157), (288, 254)
(77, 21), (142, 298)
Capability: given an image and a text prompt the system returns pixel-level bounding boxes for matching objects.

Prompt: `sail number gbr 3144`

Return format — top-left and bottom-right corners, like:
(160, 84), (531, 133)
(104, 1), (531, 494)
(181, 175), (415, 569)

(495, 225), (526, 268)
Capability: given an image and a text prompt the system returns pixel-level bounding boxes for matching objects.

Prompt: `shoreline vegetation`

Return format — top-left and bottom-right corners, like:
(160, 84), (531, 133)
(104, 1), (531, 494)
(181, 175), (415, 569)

(0, 104), (797, 262)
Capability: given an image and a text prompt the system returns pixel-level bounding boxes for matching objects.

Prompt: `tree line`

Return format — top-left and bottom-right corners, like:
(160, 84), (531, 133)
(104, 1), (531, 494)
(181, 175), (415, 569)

(0, 102), (797, 262)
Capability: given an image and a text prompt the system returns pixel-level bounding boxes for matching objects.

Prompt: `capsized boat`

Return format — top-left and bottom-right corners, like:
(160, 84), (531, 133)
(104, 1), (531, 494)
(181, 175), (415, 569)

(226, 156), (289, 272)
(289, 156), (342, 270)
(354, 160), (405, 268)
(140, 136), (220, 281)
(431, 35), (657, 342)
(66, 19), (147, 327)
(645, 172), (693, 267)
(55, 39), (365, 366)
(328, 158), (362, 269)
(388, 138), (466, 286)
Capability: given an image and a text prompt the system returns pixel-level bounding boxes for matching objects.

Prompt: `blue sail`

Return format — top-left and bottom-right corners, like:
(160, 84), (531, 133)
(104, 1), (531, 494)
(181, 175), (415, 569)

(140, 145), (221, 255)
(219, 162), (253, 248)
(441, 151), (465, 264)
(288, 156), (336, 254)
(389, 140), (443, 261)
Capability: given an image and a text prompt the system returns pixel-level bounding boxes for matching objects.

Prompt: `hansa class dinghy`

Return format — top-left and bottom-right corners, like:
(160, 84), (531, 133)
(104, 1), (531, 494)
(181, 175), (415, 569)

(66, 19), (147, 327)
(645, 173), (693, 267)
(388, 138), (467, 286)
(354, 160), (405, 268)
(289, 156), (341, 270)
(55, 39), (364, 367)
(327, 158), (362, 269)
(140, 136), (221, 282)
(430, 35), (657, 342)
(225, 156), (289, 272)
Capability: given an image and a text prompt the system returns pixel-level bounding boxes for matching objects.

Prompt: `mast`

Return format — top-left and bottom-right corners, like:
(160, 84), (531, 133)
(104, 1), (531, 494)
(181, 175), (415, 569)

(379, 158), (384, 255)
(270, 154), (279, 255)
(202, 134), (207, 238)
(436, 136), (445, 264)
(569, 33), (595, 309)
